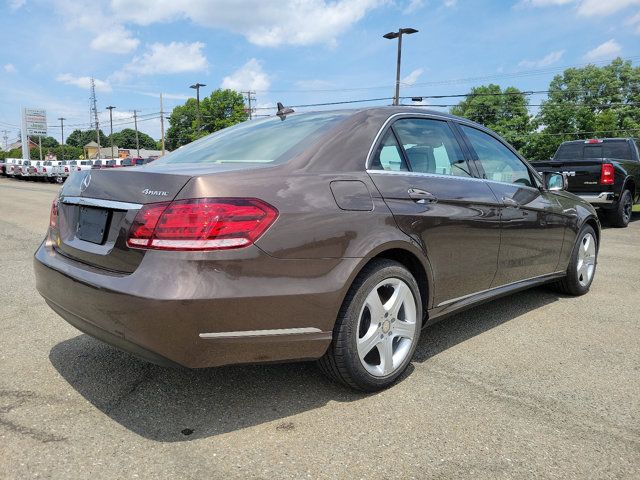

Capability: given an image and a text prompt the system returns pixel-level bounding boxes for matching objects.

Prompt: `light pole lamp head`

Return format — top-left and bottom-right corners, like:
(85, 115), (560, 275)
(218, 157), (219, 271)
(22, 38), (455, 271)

(400, 28), (418, 35)
(383, 31), (399, 39)
(190, 83), (207, 90)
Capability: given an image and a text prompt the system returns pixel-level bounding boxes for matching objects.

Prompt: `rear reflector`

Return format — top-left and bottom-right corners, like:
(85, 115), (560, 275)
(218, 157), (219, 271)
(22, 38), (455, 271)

(600, 163), (614, 185)
(49, 199), (58, 229)
(127, 198), (278, 251)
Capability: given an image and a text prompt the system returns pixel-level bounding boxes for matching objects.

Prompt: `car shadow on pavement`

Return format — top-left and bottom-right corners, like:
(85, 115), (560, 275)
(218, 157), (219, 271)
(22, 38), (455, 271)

(49, 286), (565, 443)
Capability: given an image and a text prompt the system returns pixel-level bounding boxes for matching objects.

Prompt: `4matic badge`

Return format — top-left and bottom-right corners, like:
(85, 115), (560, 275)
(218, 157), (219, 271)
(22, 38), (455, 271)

(142, 188), (169, 196)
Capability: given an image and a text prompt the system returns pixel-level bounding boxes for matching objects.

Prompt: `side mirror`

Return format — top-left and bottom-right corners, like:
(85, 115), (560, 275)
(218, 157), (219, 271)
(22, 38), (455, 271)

(545, 172), (567, 191)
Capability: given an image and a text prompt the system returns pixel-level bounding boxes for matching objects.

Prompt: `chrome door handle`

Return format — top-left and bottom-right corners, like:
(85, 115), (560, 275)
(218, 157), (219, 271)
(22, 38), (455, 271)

(502, 196), (520, 208)
(408, 188), (437, 204)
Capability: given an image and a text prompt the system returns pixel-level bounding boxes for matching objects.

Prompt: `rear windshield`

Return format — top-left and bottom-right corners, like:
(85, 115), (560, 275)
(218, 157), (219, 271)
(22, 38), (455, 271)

(153, 112), (349, 166)
(555, 141), (633, 160)
(106, 160), (117, 165)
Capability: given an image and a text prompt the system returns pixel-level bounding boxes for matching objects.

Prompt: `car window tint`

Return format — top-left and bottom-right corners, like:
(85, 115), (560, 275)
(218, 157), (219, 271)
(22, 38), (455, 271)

(603, 141), (632, 160)
(392, 118), (470, 176)
(555, 143), (583, 160)
(461, 125), (533, 187)
(370, 130), (408, 171)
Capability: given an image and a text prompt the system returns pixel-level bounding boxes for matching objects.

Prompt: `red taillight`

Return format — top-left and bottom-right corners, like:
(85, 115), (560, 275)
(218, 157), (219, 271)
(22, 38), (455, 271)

(586, 139), (602, 144)
(64, 166), (69, 172)
(127, 198), (278, 251)
(43, 167), (47, 172)
(600, 163), (614, 185)
(49, 199), (58, 229)
(77, 167), (81, 171)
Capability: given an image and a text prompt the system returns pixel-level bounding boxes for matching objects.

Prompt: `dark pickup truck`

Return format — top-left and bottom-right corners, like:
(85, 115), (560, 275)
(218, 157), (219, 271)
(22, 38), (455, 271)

(532, 138), (640, 227)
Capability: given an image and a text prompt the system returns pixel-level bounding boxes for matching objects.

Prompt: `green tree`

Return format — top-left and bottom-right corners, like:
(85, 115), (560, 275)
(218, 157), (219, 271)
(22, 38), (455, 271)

(526, 58), (640, 159)
(451, 84), (533, 151)
(166, 89), (248, 149)
(66, 129), (108, 148)
(109, 128), (157, 150)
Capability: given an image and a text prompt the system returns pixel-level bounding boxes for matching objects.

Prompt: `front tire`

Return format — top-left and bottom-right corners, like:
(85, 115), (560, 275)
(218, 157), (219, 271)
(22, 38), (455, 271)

(554, 225), (598, 296)
(318, 259), (422, 391)
(605, 189), (632, 228)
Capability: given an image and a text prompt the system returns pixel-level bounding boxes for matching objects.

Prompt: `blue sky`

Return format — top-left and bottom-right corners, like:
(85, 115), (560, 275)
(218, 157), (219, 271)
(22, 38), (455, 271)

(1, 0), (639, 145)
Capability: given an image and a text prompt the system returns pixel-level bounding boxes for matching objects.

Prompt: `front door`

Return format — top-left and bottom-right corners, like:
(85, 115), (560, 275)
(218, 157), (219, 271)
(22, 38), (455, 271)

(457, 124), (567, 286)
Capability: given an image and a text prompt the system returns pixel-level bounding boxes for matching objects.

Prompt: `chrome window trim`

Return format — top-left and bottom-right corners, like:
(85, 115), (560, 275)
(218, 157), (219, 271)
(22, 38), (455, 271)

(199, 327), (322, 339)
(62, 196), (142, 211)
(365, 168), (485, 184)
(364, 112), (457, 170)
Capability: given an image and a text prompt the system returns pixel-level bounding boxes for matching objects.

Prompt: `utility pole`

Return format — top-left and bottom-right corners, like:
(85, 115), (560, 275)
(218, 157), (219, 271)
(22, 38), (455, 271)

(383, 28), (419, 106)
(106, 106), (115, 159)
(159, 93), (165, 156)
(1, 130), (8, 150)
(189, 82), (206, 126)
(90, 77), (101, 159)
(38, 136), (43, 161)
(241, 91), (256, 120)
(58, 118), (66, 160)
(132, 110), (140, 158)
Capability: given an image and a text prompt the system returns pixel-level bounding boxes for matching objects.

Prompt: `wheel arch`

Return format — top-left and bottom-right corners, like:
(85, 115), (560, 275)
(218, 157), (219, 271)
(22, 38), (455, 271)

(583, 216), (601, 250)
(342, 242), (434, 317)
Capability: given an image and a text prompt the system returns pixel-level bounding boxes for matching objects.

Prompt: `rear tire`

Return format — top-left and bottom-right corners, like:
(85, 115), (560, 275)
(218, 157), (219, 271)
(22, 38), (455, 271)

(318, 259), (422, 391)
(554, 224), (598, 296)
(605, 189), (632, 228)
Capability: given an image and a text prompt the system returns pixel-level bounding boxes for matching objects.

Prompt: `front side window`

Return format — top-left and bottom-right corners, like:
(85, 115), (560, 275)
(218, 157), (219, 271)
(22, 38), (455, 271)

(392, 119), (470, 177)
(460, 125), (533, 187)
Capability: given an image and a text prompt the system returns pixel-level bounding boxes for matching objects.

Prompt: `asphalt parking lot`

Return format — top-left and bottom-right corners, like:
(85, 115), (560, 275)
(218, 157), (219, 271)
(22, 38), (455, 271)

(0, 176), (639, 479)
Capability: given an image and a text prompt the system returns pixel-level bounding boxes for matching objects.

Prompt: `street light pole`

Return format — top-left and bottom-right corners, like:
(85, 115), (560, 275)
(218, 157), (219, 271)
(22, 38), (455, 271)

(106, 106), (115, 159)
(190, 82), (206, 126)
(58, 117), (66, 161)
(383, 28), (418, 106)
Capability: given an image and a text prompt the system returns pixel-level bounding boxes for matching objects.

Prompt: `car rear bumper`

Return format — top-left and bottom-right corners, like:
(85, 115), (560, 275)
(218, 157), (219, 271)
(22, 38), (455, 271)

(577, 192), (615, 205)
(34, 239), (357, 368)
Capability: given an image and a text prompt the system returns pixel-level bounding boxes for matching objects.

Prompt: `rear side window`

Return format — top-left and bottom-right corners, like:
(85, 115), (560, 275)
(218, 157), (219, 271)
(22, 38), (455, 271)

(460, 125), (534, 187)
(370, 131), (408, 171)
(392, 118), (470, 177)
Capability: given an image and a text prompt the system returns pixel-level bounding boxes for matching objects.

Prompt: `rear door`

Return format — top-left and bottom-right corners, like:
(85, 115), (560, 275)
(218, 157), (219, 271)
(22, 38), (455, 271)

(457, 124), (567, 286)
(367, 116), (502, 307)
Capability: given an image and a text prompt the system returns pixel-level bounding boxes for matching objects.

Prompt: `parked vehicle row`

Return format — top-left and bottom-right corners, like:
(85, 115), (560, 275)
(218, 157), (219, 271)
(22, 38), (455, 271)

(1, 157), (156, 182)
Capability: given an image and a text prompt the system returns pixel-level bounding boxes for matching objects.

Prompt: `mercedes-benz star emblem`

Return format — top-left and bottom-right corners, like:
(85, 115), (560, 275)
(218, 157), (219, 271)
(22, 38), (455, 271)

(80, 174), (91, 192)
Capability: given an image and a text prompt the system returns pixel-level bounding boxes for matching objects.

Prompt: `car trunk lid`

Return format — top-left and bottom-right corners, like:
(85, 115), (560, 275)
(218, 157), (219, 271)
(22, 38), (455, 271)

(54, 169), (193, 273)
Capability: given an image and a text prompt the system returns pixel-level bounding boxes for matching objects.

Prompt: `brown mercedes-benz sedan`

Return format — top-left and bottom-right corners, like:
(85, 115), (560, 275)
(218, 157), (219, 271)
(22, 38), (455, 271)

(35, 107), (600, 391)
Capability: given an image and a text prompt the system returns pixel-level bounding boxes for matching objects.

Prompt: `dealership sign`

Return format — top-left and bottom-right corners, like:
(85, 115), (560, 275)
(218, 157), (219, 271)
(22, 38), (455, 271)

(23, 108), (47, 136)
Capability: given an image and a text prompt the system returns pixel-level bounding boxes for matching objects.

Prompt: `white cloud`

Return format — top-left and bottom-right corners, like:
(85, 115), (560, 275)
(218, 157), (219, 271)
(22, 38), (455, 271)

(443, 0), (457, 7)
(401, 68), (423, 86)
(403, 0), (424, 14)
(583, 39), (622, 61)
(90, 26), (140, 54)
(114, 41), (208, 80)
(518, 50), (565, 68)
(56, 73), (112, 92)
(626, 11), (640, 33)
(109, 0), (384, 47)
(8, 0), (26, 10)
(577, 0), (640, 16)
(3, 64), (17, 73)
(516, 0), (573, 8)
(221, 59), (271, 92)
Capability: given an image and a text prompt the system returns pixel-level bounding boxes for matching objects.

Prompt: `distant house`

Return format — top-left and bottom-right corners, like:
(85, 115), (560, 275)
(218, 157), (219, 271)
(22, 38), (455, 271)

(84, 142), (121, 159)
(118, 148), (168, 159)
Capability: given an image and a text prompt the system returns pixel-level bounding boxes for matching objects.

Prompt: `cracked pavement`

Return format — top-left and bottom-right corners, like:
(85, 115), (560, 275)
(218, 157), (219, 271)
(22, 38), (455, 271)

(1, 177), (639, 479)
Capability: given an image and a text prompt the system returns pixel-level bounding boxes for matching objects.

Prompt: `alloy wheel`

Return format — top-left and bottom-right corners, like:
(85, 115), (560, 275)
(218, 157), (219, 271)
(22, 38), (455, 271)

(356, 278), (417, 377)
(577, 233), (597, 287)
